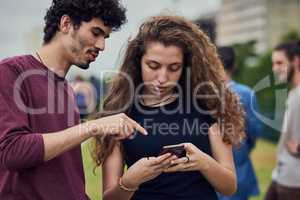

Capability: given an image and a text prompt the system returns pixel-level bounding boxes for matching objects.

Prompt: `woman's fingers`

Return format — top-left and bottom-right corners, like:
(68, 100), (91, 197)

(146, 153), (174, 170)
(170, 156), (190, 165)
(164, 162), (194, 173)
(164, 163), (184, 172)
(154, 155), (177, 170)
(153, 153), (173, 164)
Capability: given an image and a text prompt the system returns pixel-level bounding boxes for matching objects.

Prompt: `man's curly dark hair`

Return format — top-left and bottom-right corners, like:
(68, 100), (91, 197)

(43, 0), (127, 44)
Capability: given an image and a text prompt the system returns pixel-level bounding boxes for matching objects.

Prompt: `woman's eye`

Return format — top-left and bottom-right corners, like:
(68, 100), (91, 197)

(148, 63), (159, 69)
(169, 65), (181, 71)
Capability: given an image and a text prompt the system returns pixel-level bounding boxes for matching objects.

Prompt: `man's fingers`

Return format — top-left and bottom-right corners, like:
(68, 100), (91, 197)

(122, 124), (134, 138)
(126, 116), (148, 135)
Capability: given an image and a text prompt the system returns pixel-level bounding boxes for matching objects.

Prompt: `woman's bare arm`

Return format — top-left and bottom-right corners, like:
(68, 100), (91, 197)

(200, 124), (237, 195)
(102, 143), (135, 200)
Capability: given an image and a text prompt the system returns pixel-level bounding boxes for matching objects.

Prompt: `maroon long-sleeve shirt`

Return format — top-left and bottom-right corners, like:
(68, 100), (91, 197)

(0, 55), (89, 200)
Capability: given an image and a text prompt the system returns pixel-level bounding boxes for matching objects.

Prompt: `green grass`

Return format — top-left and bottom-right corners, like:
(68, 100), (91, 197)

(82, 139), (277, 200)
(250, 139), (276, 200)
(82, 141), (101, 200)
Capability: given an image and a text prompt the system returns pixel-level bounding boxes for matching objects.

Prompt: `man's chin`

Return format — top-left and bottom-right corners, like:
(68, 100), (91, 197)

(76, 62), (90, 70)
(274, 75), (287, 83)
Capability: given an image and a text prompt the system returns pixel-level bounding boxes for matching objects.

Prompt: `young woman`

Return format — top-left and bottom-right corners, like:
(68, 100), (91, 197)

(93, 15), (245, 200)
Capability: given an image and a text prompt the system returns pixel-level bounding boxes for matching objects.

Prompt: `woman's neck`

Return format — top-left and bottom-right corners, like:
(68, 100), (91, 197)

(141, 90), (177, 107)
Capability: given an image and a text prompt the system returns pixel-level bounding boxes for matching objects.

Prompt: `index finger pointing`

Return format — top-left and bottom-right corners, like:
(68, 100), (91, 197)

(126, 116), (148, 135)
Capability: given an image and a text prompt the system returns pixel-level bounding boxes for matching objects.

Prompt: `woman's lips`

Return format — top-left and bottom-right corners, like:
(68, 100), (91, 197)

(154, 86), (167, 93)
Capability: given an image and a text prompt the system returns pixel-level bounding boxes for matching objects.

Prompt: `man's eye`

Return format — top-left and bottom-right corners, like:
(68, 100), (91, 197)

(92, 31), (100, 36)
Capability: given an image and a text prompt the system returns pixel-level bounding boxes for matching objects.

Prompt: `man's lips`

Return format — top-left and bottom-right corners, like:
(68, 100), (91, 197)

(88, 52), (98, 61)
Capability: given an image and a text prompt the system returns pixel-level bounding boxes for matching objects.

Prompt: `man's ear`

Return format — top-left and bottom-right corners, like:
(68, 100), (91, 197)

(59, 15), (73, 34)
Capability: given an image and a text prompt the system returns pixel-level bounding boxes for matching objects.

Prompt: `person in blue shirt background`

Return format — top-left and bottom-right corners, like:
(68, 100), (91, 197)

(218, 46), (262, 200)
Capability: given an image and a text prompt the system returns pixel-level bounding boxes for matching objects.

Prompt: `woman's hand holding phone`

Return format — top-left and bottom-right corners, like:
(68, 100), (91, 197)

(121, 153), (177, 190)
(163, 143), (211, 173)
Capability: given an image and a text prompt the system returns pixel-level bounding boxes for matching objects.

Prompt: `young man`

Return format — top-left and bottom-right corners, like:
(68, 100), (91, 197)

(0, 0), (147, 199)
(217, 46), (261, 200)
(265, 41), (300, 200)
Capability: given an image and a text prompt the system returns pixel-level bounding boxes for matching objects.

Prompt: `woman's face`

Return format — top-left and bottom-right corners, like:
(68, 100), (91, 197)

(141, 41), (183, 98)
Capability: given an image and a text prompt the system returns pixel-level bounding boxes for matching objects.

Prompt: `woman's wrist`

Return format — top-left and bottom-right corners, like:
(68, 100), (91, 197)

(196, 153), (211, 172)
(119, 175), (140, 192)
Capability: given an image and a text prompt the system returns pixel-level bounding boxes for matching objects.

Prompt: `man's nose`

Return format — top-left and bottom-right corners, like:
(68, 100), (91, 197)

(95, 37), (105, 51)
(272, 65), (277, 72)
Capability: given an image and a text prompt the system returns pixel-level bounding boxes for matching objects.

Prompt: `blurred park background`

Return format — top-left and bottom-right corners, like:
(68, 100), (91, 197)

(1, 0), (299, 199)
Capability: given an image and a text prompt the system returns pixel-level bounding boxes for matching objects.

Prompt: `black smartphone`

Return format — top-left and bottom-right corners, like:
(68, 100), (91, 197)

(159, 144), (186, 158)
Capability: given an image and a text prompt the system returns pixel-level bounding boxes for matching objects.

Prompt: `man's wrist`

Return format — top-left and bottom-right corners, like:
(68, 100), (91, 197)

(80, 120), (101, 138)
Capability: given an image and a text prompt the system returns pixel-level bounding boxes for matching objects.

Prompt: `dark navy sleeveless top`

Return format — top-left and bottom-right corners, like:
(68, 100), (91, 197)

(122, 97), (218, 200)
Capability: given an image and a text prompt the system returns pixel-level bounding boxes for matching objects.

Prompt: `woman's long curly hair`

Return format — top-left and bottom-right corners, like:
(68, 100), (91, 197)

(92, 15), (245, 167)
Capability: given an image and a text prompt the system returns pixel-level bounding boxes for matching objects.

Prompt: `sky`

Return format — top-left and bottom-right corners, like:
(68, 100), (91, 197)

(0, 0), (221, 79)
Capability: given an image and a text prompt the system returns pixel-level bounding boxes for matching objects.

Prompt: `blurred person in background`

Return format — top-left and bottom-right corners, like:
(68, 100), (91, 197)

(0, 0), (147, 199)
(217, 46), (261, 200)
(71, 75), (97, 119)
(90, 75), (102, 109)
(265, 40), (300, 200)
(93, 15), (246, 200)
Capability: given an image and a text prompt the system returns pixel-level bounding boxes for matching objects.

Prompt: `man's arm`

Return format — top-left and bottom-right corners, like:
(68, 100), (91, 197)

(0, 65), (146, 170)
(283, 89), (300, 157)
(42, 114), (148, 162)
(0, 66), (45, 170)
(42, 121), (91, 161)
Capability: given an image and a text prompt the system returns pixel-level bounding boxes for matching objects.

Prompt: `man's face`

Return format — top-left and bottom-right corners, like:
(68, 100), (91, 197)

(272, 50), (290, 82)
(64, 18), (112, 69)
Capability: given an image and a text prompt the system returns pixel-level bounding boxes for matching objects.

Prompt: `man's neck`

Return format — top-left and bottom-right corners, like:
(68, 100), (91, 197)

(34, 41), (71, 78)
